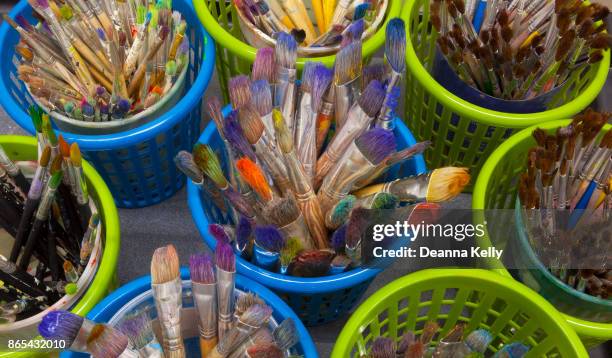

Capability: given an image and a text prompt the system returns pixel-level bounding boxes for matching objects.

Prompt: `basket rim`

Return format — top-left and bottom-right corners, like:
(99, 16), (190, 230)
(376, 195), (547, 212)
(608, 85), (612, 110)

(0, 135), (120, 358)
(472, 120), (612, 339)
(401, 1), (610, 127)
(0, 0), (215, 151)
(193, 0), (402, 68)
(57, 269), (318, 358)
(187, 118), (427, 294)
(331, 269), (588, 358)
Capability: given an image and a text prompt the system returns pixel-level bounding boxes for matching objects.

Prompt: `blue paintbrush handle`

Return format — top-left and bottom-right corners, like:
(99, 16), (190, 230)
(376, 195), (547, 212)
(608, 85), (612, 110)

(567, 181), (596, 230)
(472, 0), (488, 33)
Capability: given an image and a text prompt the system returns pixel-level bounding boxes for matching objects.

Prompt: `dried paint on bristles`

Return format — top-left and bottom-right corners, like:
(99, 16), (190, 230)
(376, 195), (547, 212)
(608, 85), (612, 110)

(385, 18), (406, 73)
(396, 331), (416, 356)
(70, 142), (82, 166)
(280, 237), (302, 267)
(240, 304), (273, 327)
(420, 321), (439, 344)
(357, 80), (386, 117)
(239, 106), (265, 145)
(300, 61), (320, 93)
(215, 241), (235, 272)
(329, 195), (356, 229)
(273, 109), (293, 154)
(229, 75), (252, 109)
(251, 80), (273, 116)
(331, 224), (348, 252)
(209, 224), (231, 244)
(371, 336), (395, 358)
(255, 225), (286, 253)
(50, 155), (62, 175)
(236, 157), (272, 201)
(311, 65), (333, 112)
(345, 207), (370, 248)
(427, 167), (470, 202)
(371, 193), (399, 210)
(223, 111), (258, 161)
(174, 151), (203, 183)
(236, 292), (265, 315)
(86, 324), (129, 358)
(252, 47), (276, 82)
(264, 195), (301, 227)
(275, 32), (297, 69)
(192, 143), (228, 188)
(40, 145), (51, 167)
(288, 250), (334, 277)
(190, 253), (215, 284)
(405, 341), (425, 358)
(356, 128), (397, 165)
(362, 63), (386, 89)
(465, 329), (493, 353)
(236, 216), (253, 248)
(273, 318), (299, 350)
(117, 312), (155, 350)
(150, 244), (180, 284)
(38, 310), (83, 344)
(334, 41), (362, 85)
(206, 96), (225, 134)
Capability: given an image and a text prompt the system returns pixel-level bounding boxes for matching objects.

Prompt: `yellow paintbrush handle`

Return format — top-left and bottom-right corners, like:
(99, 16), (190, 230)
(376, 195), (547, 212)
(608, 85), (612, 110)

(312, 0), (326, 33)
(323, 0), (337, 31)
(280, 0), (317, 44)
(268, 0), (297, 30)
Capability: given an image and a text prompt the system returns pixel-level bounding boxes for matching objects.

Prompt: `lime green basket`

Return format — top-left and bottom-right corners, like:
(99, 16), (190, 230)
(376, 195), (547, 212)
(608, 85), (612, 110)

(332, 269), (588, 357)
(193, 0), (402, 103)
(0, 135), (120, 358)
(473, 121), (612, 347)
(400, 0), (610, 182)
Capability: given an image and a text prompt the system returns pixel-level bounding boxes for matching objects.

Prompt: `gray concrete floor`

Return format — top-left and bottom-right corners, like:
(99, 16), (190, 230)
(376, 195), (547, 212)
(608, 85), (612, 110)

(0, 1), (610, 356)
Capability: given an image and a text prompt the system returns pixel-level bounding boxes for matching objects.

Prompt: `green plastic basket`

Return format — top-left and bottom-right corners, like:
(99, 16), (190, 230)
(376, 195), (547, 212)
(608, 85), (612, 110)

(400, 0), (610, 182)
(193, 0), (401, 103)
(0, 136), (120, 358)
(332, 269), (588, 357)
(473, 121), (612, 347)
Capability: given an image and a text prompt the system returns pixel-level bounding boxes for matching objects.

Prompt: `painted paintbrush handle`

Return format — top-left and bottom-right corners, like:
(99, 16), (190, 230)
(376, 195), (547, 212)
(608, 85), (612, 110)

(276, 68), (297, 135)
(124, 18), (151, 75)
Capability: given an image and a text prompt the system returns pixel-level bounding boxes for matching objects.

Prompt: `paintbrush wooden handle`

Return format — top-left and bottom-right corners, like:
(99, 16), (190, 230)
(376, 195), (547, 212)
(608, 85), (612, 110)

(296, 193), (329, 249)
(268, 0), (296, 29)
(323, 0), (337, 31)
(200, 336), (217, 358)
(312, 0), (326, 33)
(128, 38), (165, 96)
(279, 0), (317, 44)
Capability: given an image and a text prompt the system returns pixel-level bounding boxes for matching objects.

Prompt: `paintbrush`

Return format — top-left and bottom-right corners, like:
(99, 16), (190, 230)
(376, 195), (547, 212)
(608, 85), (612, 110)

(251, 79), (276, 140)
(371, 336), (395, 358)
(314, 79), (385, 189)
(236, 215), (254, 258)
(354, 167), (471, 203)
(228, 327), (275, 358)
(264, 194), (314, 249)
(190, 253), (218, 358)
(210, 224), (235, 244)
(273, 109), (329, 249)
(240, 105), (291, 194)
(69, 142), (91, 231)
(246, 342), (283, 358)
(279, 236), (303, 274)
(78, 213), (100, 269)
(287, 249), (334, 277)
(236, 157), (277, 202)
(230, 75), (253, 110)
(294, 62), (320, 181)
(85, 323), (140, 358)
(39, 310), (96, 353)
(0, 144), (30, 194)
(273, 318), (298, 351)
(375, 18), (405, 130)
(235, 292), (265, 319)
(312, 66), (335, 156)
(332, 41), (362, 131)
(0, 257), (49, 299)
(278, 0), (317, 44)
(10, 146), (51, 263)
(18, 171), (62, 270)
(318, 128), (397, 215)
(210, 303), (273, 358)
(151, 244), (186, 358)
(117, 311), (164, 358)
(274, 33), (298, 135)
(253, 225), (286, 271)
(215, 241), (236, 341)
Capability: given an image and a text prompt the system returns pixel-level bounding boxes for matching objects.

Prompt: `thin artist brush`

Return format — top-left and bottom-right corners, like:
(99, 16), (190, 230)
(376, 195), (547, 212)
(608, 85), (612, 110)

(294, 62), (320, 181)
(273, 109), (329, 249)
(274, 32), (298, 135)
(375, 18), (405, 130)
(313, 66), (335, 155)
(0, 144), (30, 194)
(117, 310), (164, 357)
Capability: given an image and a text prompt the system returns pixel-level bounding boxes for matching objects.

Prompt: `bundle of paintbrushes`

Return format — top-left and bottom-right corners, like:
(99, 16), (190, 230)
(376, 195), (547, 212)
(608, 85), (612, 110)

(174, 22), (471, 277)
(430, 0), (611, 100)
(5, 0), (189, 122)
(38, 243), (301, 358)
(364, 321), (530, 358)
(0, 106), (97, 323)
(518, 109), (611, 299)
(233, 0), (387, 51)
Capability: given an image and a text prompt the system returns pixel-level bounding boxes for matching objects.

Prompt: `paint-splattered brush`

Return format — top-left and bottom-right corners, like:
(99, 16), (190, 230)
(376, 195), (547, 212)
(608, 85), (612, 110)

(215, 241), (236, 341)
(264, 194), (314, 249)
(190, 253), (217, 358)
(253, 225), (286, 271)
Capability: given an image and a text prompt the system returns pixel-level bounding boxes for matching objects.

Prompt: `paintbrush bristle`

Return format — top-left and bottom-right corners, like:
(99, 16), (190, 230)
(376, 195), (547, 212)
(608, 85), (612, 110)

(50, 155), (62, 174)
(252, 327), (275, 345)
(344, 18), (365, 43)
(329, 195), (356, 229)
(117, 312), (155, 350)
(362, 63), (387, 89)
(385, 18), (406, 73)
(371, 193), (399, 210)
(427, 167), (470, 202)
(239, 106), (265, 145)
(273, 109), (293, 154)
(264, 195), (301, 227)
(189, 253), (215, 285)
(174, 151), (203, 183)
(311, 65), (333, 112)
(346, 207), (370, 248)
(357, 80), (386, 117)
(331, 224), (348, 252)
(192, 143), (227, 188)
(38, 310), (83, 344)
(420, 321), (439, 344)
(225, 188), (256, 218)
(215, 241), (235, 272)
(209, 224), (231, 244)
(236, 292), (265, 315)
(236, 157), (272, 201)
(288, 250), (334, 277)
(255, 225), (285, 253)
(40, 145), (51, 167)
(371, 336), (395, 358)
(86, 324), (129, 358)
(151, 244), (180, 284)
(246, 342), (283, 358)
(301, 61), (319, 93)
(273, 318), (298, 351)
(229, 75), (252, 109)
(275, 32), (297, 69)
(280, 237), (302, 267)
(396, 331), (416, 355)
(252, 47), (276, 82)
(223, 111), (258, 161)
(251, 80), (273, 116)
(356, 128), (397, 165)
(206, 96), (225, 133)
(405, 341), (425, 358)
(334, 41), (362, 85)
(69, 142), (81, 166)
(236, 216), (253, 248)
(240, 303), (273, 327)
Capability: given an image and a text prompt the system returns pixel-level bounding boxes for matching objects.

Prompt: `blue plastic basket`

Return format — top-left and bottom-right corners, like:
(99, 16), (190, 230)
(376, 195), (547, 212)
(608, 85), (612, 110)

(0, 0), (215, 208)
(188, 117), (427, 326)
(59, 268), (318, 358)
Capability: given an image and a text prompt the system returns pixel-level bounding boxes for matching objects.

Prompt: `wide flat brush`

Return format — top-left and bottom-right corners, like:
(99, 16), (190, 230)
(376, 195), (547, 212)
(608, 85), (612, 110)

(210, 303), (273, 357)
(274, 33), (298, 135)
(117, 311), (164, 358)
(190, 253), (217, 358)
(253, 225), (286, 271)
(332, 41), (362, 131)
(215, 241), (236, 341)
(86, 323), (139, 358)
(151, 244), (185, 358)
(39, 310), (94, 352)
